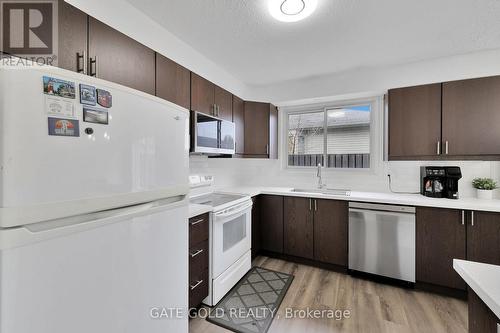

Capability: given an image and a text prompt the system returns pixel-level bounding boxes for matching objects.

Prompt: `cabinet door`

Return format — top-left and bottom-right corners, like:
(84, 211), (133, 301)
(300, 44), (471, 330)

(233, 95), (245, 155)
(284, 197), (314, 259)
(58, 1), (87, 73)
(155, 54), (190, 109)
(443, 77), (500, 156)
(251, 196), (260, 259)
(88, 17), (155, 95)
(313, 199), (348, 266)
(269, 104), (278, 159)
(468, 288), (500, 333)
(259, 195), (283, 253)
(388, 84), (442, 159)
(416, 207), (466, 290)
(214, 86), (232, 121)
(191, 73), (214, 115)
(244, 101), (269, 156)
(467, 211), (500, 265)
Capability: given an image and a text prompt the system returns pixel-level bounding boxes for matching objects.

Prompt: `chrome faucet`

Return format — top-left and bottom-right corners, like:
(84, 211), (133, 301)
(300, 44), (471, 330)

(317, 163), (326, 189)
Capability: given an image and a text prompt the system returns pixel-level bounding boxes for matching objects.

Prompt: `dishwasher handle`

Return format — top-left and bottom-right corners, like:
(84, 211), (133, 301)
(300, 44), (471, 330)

(349, 202), (415, 214)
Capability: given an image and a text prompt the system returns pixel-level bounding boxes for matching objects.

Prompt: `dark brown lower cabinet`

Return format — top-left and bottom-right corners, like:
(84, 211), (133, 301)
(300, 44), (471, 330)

(467, 211), (500, 265)
(284, 197), (314, 259)
(416, 207), (466, 290)
(468, 288), (500, 333)
(313, 199), (348, 266)
(259, 195), (284, 253)
(251, 196), (260, 259)
(188, 213), (209, 309)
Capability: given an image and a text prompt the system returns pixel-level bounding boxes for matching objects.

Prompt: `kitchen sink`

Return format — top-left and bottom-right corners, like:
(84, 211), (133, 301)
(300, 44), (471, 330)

(291, 188), (351, 196)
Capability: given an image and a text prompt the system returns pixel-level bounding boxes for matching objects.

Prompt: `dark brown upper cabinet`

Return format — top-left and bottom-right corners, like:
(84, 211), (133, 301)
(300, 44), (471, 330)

(416, 207), (466, 290)
(191, 73), (233, 121)
(284, 197), (314, 259)
(467, 211), (500, 266)
(214, 86), (233, 121)
(58, 1), (88, 73)
(313, 199), (348, 266)
(191, 73), (215, 115)
(88, 17), (155, 95)
(259, 195), (284, 254)
(233, 95), (245, 155)
(389, 75), (500, 160)
(442, 76), (500, 157)
(244, 101), (278, 159)
(388, 84), (442, 160)
(155, 54), (190, 110)
(389, 83), (441, 160)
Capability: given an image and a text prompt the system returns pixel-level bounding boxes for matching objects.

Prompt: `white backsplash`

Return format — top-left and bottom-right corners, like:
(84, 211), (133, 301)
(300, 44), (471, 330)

(190, 155), (500, 199)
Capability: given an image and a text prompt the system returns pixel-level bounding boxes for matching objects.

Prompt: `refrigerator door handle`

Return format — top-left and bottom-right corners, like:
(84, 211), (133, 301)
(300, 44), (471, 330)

(0, 196), (187, 251)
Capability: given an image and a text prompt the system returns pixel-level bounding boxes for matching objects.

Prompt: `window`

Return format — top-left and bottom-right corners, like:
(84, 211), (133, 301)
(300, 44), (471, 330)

(287, 103), (371, 169)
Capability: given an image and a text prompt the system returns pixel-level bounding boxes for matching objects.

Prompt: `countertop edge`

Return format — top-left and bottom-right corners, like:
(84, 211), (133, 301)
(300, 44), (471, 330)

(188, 203), (212, 218)
(218, 187), (500, 213)
(453, 259), (500, 319)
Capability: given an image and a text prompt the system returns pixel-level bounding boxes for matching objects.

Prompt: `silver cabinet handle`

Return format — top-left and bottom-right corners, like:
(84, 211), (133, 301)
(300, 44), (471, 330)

(309, 198), (312, 211)
(217, 105), (220, 117)
(190, 249), (204, 258)
(445, 141), (449, 155)
(471, 211), (474, 226)
(314, 199), (317, 211)
(437, 141), (441, 155)
(461, 210), (465, 225)
(76, 51), (87, 74)
(190, 280), (203, 290)
(89, 56), (98, 77)
(190, 218), (205, 226)
(266, 144), (269, 155)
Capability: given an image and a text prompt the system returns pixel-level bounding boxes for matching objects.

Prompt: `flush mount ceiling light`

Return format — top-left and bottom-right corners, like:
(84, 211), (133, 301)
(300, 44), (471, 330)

(269, 0), (318, 22)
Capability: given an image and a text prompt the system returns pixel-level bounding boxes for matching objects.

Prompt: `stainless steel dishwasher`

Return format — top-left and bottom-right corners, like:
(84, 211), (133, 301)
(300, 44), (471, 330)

(348, 202), (416, 283)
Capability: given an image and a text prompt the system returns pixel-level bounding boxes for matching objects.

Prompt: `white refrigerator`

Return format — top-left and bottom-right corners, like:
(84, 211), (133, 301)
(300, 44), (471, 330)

(0, 63), (190, 333)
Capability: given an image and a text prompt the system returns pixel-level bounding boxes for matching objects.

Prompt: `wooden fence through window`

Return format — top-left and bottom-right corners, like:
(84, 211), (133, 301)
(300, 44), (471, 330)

(288, 154), (370, 168)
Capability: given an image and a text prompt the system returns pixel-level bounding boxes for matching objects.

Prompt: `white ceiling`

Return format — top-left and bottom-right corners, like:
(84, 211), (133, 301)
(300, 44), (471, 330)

(125, 0), (500, 86)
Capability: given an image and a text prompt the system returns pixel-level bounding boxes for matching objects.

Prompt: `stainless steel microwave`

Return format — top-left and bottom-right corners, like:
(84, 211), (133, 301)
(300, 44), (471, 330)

(191, 111), (235, 155)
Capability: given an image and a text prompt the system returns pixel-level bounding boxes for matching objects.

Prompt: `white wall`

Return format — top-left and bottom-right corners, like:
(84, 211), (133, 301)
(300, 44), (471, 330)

(248, 48), (500, 105)
(190, 156), (500, 199)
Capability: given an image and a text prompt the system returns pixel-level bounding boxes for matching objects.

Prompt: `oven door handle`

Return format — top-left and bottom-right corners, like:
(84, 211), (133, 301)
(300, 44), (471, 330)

(214, 201), (252, 219)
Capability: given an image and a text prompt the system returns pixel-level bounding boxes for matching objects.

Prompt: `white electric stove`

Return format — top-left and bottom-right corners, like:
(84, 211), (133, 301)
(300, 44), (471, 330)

(189, 176), (252, 306)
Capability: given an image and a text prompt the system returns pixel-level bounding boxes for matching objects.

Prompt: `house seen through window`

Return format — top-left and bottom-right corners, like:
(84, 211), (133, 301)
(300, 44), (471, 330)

(287, 104), (371, 168)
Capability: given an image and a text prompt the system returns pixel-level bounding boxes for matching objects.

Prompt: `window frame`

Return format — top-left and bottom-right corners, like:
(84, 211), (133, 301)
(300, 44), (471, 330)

(280, 96), (384, 174)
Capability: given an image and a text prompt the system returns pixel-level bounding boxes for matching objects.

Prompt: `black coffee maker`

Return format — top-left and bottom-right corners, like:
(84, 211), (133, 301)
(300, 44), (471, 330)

(420, 166), (462, 199)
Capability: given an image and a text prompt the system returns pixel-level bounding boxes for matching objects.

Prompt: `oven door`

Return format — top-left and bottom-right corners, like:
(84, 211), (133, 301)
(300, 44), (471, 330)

(212, 200), (252, 278)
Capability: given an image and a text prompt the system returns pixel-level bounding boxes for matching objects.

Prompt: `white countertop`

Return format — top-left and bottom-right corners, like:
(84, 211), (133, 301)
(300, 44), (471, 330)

(188, 203), (212, 218)
(217, 186), (500, 212)
(454, 259), (500, 319)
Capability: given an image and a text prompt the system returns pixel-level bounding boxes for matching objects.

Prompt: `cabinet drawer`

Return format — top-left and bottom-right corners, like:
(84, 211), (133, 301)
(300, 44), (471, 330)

(189, 240), (209, 282)
(189, 269), (208, 309)
(189, 213), (209, 246)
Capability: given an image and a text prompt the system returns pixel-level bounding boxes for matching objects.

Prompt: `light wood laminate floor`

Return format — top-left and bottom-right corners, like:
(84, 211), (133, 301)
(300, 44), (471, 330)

(189, 256), (467, 333)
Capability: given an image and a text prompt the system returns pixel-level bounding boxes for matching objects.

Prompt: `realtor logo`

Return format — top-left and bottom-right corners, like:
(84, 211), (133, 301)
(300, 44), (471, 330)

(0, 0), (58, 64)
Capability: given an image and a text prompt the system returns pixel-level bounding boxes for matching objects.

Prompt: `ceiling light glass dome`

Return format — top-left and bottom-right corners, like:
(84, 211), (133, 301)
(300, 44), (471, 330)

(269, 0), (318, 22)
